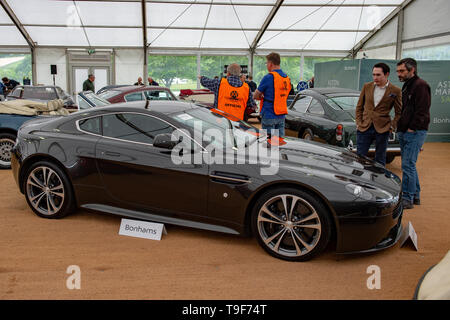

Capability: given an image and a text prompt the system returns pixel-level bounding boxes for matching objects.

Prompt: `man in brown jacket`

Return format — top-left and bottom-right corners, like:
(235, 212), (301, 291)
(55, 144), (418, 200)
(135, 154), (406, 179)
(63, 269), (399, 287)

(355, 62), (402, 166)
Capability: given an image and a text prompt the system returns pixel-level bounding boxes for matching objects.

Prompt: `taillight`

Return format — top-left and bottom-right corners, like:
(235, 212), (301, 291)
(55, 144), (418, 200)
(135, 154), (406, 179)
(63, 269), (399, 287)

(336, 124), (343, 141)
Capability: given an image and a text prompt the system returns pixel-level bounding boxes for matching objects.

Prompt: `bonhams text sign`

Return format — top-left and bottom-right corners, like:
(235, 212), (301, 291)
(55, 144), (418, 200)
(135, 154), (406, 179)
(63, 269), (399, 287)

(119, 218), (167, 241)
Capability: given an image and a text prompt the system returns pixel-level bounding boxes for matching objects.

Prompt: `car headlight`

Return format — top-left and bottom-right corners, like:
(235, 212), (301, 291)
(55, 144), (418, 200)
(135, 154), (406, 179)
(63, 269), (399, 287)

(346, 183), (396, 203)
(346, 184), (373, 200)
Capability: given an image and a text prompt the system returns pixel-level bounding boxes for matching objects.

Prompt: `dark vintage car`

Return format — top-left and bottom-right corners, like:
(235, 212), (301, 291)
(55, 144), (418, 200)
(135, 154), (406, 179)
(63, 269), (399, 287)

(285, 88), (401, 164)
(96, 85), (130, 95)
(5, 85), (76, 110)
(11, 100), (403, 261)
(98, 85), (177, 104)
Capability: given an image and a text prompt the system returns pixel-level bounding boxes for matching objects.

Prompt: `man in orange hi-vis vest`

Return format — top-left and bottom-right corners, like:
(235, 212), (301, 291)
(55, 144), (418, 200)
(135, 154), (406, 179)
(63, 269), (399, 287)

(253, 52), (291, 137)
(199, 64), (256, 121)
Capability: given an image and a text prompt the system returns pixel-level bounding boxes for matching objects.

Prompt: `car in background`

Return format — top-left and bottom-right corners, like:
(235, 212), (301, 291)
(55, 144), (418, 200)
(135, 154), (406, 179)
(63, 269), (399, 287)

(284, 88), (400, 164)
(179, 89), (214, 107)
(98, 85), (177, 104)
(179, 88), (258, 122)
(96, 85), (130, 95)
(11, 100), (403, 261)
(76, 91), (111, 110)
(5, 85), (76, 110)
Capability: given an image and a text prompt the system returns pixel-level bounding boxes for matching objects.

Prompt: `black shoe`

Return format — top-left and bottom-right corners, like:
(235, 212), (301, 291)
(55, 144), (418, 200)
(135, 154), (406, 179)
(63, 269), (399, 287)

(413, 198), (420, 205)
(402, 200), (414, 209)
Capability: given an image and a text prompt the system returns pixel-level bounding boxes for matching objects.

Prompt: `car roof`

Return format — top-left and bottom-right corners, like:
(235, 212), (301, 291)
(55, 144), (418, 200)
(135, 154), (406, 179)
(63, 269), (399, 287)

(77, 100), (197, 116)
(110, 85), (170, 93)
(302, 87), (360, 96)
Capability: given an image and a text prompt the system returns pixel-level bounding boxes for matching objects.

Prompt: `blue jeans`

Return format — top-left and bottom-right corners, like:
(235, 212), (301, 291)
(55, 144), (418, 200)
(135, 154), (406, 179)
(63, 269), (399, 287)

(356, 125), (390, 166)
(397, 130), (427, 202)
(261, 117), (285, 137)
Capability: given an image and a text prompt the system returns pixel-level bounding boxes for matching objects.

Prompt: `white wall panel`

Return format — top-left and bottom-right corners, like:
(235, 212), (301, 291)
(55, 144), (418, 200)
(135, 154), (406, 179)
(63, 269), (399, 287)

(35, 48), (67, 91)
(115, 49), (144, 86)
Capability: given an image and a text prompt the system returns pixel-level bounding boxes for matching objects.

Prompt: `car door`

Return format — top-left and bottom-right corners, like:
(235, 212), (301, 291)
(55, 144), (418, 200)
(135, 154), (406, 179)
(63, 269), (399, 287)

(95, 111), (208, 217)
(303, 98), (336, 143)
(285, 94), (312, 136)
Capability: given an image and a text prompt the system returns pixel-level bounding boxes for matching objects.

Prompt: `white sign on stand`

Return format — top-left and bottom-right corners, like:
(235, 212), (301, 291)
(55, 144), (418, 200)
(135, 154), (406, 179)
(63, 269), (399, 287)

(399, 221), (418, 251)
(119, 218), (167, 241)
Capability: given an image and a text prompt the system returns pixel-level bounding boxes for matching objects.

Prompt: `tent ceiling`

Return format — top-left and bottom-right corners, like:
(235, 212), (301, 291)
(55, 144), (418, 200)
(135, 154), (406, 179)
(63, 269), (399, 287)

(0, 0), (406, 53)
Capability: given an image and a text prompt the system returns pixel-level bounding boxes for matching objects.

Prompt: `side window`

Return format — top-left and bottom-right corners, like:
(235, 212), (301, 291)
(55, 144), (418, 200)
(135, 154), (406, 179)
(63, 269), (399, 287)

(291, 95), (312, 113)
(144, 90), (176, 101)
(102, 113), (175, 144)
(308, 99), (325, 115)
(79, 117), (101, 135)
(124, 92), (144, 102)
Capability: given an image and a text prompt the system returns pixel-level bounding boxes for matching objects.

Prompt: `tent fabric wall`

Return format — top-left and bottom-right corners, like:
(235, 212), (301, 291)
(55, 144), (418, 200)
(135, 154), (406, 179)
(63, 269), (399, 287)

(35, 48), (67, 91)
(114, 49), (144, 86)
(315, 59), (450, 142)
(403, 0), (450, 41)
(360, 0), (450, 54)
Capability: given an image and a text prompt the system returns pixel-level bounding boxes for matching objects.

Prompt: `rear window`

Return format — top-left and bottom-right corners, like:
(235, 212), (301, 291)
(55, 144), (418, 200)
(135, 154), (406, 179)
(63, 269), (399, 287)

(98, 90), (121, 100)
(326, 96), (359, 111)
(79, 117), (101, 135)
(23, 87), (58, 100)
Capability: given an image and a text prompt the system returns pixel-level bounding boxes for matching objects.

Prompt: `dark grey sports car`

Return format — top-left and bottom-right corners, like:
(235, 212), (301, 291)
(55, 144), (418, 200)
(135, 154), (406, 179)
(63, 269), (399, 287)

(11, 100), (403, 261)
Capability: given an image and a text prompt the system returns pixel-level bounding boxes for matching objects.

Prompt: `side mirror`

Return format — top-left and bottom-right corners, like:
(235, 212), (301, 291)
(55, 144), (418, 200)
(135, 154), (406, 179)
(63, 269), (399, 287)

(153, 133), (177, 150)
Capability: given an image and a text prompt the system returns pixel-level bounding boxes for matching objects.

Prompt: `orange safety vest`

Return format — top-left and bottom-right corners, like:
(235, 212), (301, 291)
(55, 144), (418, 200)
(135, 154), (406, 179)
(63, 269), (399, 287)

(269, 71), (291, 115)
(217, 78), (249, 120)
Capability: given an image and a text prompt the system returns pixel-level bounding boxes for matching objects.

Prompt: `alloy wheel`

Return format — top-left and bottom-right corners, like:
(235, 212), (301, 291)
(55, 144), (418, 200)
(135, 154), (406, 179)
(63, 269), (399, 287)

(257, 194), (322, 258)
(26, 166), (65, 216)
(0, 137), (14, 167)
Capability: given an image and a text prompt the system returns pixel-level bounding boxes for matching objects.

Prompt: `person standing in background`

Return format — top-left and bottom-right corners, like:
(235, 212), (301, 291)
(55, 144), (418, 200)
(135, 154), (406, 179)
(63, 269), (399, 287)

(396, 58), (431, 209)
(253, 52), (291, 138)
(148, 77), (159, 86)
(82, 74), (95, 92)
(355, 62), (402, 166)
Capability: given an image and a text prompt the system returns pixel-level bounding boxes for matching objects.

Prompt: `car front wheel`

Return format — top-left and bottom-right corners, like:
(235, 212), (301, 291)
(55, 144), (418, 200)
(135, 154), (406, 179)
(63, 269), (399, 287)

(251, 188), (332, 261)
(24, 161), (75, 219)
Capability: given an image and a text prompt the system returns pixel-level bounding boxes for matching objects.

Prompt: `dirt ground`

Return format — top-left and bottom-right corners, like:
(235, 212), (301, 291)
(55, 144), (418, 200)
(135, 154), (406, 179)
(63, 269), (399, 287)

(1, 142), (449, 300)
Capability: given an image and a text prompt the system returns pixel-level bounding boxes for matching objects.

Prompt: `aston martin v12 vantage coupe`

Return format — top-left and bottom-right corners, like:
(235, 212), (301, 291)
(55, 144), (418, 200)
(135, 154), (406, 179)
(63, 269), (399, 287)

(11, 100), (403, 261)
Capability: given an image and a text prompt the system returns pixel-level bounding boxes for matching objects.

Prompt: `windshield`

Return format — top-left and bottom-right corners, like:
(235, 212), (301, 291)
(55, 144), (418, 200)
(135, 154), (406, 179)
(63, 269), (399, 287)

(83, 92), (110, 107)
(326, 96), (360, 111)
(170, 108), (264, 149)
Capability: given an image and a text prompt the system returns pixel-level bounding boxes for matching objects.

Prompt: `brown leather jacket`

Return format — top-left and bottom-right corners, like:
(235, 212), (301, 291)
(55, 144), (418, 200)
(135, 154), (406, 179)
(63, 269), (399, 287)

(355, 81), (402, 133)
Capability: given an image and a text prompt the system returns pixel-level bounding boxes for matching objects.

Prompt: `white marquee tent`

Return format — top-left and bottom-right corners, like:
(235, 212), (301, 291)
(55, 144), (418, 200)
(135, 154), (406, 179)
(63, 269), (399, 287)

(0, 0), (448, 92)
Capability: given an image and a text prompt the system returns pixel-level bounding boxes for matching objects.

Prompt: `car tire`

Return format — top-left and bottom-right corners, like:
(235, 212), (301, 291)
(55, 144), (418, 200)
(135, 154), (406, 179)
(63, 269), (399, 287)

(0, 132), (16, 169)
(23, 161), (76, 219)
(301, 128), (314, 141)
(386, 154), (396, 164)
(251, 187), (332, 261)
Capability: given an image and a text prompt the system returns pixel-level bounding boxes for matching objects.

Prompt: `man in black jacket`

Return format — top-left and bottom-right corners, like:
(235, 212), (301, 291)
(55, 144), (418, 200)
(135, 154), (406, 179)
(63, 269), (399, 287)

(2, 77), (20, 94)
(396, 58), (431, 209)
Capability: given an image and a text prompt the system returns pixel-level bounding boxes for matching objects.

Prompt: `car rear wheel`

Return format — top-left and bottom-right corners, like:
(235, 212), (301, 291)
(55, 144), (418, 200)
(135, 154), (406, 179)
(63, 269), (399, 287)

(301, 128), (314, 141)
(24, 161), (75, 219)
(0, 133), (16, 169)
(251, 187), (332, 261)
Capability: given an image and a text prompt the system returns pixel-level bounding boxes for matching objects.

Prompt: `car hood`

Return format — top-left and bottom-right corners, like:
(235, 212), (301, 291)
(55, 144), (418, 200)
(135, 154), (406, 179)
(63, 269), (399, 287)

(267, 137), (400, 191)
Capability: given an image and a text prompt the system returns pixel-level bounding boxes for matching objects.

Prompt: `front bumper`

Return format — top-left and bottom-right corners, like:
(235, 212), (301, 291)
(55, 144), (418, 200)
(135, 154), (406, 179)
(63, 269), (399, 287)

(336, 199), (404, 254)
